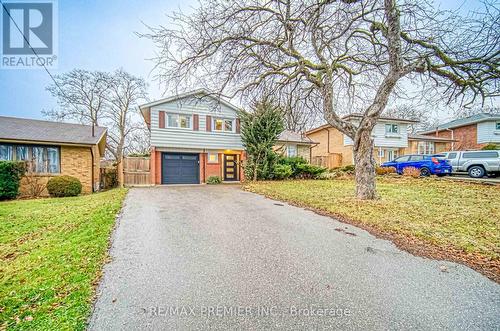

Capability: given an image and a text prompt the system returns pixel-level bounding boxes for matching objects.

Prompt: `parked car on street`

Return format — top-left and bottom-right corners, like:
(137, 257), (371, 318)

(381, 154), (452, 176)
(435, 150), (500, 178)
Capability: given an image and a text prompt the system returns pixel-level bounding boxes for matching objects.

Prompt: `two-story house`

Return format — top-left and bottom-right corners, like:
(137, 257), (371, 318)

(140, 90), (245, 184)
(306, 114), (454, 167)
(420, 113), (500, 150)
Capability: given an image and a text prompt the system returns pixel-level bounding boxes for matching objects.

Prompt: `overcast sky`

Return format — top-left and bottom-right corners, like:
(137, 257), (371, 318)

(0, 0), (494, 122)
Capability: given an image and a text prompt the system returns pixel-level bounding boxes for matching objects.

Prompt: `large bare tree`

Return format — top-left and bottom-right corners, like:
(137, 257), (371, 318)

(44, 69), (111, 126)
(145, 0), (499, 199)
(104, 69), (148, 162)
(45, 69), (148, 162)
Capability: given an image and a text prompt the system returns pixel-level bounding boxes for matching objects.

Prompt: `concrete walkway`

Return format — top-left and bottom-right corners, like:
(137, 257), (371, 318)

(89, 185), (500, 330)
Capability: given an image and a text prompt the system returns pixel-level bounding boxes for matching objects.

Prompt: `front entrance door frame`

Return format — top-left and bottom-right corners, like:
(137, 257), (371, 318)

(223, 154), (238, 181)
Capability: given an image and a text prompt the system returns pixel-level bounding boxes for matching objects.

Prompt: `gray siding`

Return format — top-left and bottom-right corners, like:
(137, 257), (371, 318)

(150, 96), (243, 150)
(477, 121), (500, 144)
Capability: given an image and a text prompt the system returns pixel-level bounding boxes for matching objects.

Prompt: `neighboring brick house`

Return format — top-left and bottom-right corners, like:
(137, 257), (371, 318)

(306, 114), (455, 167)
(420, 113), (500, 150)
(140, 89), (245, 184)
(306, 114), (419, 166)
(274, 130), (316, 162)
(0, 116), (107, 195)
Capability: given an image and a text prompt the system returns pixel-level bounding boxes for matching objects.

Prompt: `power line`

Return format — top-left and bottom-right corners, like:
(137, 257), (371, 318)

(0, 0), (93, 131)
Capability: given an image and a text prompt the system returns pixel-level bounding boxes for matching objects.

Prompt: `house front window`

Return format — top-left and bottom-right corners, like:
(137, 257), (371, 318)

(167, 113), (192, 129)
(496, 121), (500, 130)
(385, 123), (399, 134)
(417, 141), (435, 154)
(387, 149), (398, 161)
(213, 118), (234, 132)
(16, 146), (29, 161)
(287, 144), (297, 157)
(0, 144), (60, 173)
(207, 152), (218, 163)
(0, 144), (13, 160)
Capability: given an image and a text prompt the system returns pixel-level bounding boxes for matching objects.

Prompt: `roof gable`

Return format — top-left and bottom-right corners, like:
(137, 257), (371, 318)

(139, 89), (242, 128)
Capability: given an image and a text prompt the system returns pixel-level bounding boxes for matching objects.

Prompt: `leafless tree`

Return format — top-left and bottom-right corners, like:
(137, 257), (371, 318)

(145, 0), (499, 199)
(125, 125), (151, 156)
(44, 69), (111, 126)
(104, 69), (148, 162)
(45, 68), (149, 162)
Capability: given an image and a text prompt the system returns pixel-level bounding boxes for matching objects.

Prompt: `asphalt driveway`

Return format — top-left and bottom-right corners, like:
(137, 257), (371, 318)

(89, 185), (500, 330)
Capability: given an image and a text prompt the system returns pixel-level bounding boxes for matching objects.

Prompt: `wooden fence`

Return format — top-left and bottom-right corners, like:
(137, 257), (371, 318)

(312, 154), (343, 169)
(122, 157), (151, 186)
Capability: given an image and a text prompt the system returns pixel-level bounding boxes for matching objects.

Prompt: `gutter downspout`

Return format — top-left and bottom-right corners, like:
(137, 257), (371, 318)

(90, 147), (95, 193)
(445, 128), (454, 150)
(327, 129), (331, 154)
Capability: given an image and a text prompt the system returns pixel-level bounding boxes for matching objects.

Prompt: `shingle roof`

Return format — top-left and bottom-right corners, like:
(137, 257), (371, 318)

(420, 113), (500, 133)
(0, 116), (107, 145)
(277, 130), (315, 144)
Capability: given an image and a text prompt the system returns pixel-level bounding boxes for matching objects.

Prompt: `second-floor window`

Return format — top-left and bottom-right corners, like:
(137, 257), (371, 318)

(385, 123), (399, 134)
(213, 118), (234, 132)
(167, 113), (192, 129)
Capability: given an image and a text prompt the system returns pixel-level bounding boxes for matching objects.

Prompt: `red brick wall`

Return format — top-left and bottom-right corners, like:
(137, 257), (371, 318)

(423, 123), (486, 150)
(240, 151), (246, 181)
(154, 150), (161, 184)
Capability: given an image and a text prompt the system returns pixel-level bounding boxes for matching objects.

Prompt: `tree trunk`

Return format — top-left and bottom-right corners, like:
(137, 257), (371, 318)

(353, 128), (377, 200)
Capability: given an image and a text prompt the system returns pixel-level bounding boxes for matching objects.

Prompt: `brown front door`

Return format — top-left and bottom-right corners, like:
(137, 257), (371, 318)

(223, 154), (238, 181)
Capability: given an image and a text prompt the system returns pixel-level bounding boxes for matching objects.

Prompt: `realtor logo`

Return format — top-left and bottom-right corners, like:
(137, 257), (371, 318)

(1, 0), (58, 68)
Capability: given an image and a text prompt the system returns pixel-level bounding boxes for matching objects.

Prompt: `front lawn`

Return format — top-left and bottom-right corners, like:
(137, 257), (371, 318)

(245, 178), (500, 281)
(0, 189), (127, 330)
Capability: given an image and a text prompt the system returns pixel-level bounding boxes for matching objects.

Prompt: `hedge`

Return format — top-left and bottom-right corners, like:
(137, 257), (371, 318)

(0, 161), (26, 200)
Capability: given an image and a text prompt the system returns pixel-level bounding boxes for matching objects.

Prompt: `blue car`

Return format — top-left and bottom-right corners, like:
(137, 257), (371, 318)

(381, 154), (452, 177)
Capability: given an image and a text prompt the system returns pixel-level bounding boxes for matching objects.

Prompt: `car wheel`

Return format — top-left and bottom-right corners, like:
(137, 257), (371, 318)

(468, 166), (485, 178)
(420, 167), (430, 177)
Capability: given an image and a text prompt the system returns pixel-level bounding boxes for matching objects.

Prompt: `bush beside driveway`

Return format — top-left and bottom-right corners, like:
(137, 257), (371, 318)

(245, 178), (500, 282)
(0, 189), (127, 330)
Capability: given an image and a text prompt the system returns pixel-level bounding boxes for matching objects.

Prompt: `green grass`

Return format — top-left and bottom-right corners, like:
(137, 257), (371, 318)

(245, 178), (500, 261)
(0, 189), (127, 330)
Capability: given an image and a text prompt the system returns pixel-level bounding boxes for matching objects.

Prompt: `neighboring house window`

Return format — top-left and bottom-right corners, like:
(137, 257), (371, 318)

(417, 141), (435, 154)
(0, 144), (60, 173)
(213, 118), (234, 132)
(287, 144), (297, 157)
(496, 121), (500, 130)
(47, 147), (60, 173)
(385, 124), (399, 134)
(378, 148), (385, 157)
(16, 146), (29, 160)
(32, 147), (47, 173)
(167, 113), (192, 129)
(207, 152), (218, 163)
(0, 144), (13, 160)
(387, 150), (398, 161)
